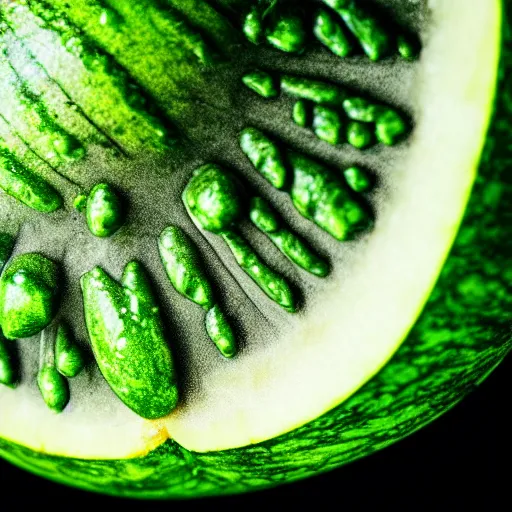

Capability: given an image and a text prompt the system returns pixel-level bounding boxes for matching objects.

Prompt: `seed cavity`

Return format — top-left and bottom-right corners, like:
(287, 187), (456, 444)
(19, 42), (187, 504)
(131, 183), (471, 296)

(158, 226), (237, 358)
(0, 254), (60, 340)
(183, 164), (297, 313)
(81, 261), (178, 419)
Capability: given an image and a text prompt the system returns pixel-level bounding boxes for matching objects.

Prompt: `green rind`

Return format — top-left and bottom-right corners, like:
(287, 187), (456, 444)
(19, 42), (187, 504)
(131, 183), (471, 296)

(0, 0), (511, 500)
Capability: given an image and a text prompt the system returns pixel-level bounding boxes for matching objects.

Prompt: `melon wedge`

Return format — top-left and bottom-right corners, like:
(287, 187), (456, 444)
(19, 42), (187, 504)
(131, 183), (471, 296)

(0, 0), (510, 499)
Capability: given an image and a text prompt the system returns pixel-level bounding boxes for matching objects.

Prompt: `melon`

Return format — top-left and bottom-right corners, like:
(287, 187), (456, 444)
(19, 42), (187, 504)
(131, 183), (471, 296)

(0, 0), (510, 499)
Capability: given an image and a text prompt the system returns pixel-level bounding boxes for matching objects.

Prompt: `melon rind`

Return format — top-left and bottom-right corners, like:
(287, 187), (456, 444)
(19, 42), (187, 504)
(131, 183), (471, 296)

(0, 0), (510, 499)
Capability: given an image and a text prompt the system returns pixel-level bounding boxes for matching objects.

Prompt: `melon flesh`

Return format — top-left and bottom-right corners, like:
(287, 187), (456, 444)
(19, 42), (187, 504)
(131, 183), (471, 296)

(0, 0), (501, 458)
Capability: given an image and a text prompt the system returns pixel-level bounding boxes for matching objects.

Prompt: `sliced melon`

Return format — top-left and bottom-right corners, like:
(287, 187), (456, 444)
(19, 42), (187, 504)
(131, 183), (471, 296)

(0, 0), (510, 499)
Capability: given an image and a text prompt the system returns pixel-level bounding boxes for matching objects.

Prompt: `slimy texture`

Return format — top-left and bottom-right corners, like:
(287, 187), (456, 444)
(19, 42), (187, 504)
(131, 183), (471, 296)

(55, 323), (86, 379)
(0, 143), (63, 213)
(183, 165), (296, 313)
(243, 0), (419, 60)
(221, 230), (297, 313)
(289, 152), (371, 241)
(0, 254), (60, 340)
(321, 0), (391, 61)
(159, 226), (215, 311)
(239, 128), (371, 241)
(81, 262), (178, 419)
(159, 226), (236, 357)
(86, 183), (125, 238)
(240, 128), (288, 189)
(343, 166), (373, 193)
(250, 197), (329, 278)
(205, 305), (237, 359)
(314, 9), (353, 58)
(242, 71), (278, 99)
(244, 74), (409, 149)
(38, 326), (70, 413)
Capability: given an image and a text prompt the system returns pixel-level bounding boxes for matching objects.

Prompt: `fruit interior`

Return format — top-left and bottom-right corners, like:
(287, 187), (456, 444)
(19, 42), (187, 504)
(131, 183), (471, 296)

(0, 0), (500, 458)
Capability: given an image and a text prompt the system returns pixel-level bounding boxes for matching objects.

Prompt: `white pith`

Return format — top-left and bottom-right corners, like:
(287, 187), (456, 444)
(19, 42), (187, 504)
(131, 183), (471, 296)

(0, 0), (501, 458)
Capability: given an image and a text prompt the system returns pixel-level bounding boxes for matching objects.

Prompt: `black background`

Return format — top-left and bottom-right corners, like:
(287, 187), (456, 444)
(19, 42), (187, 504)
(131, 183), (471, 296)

(1, 352), (511, 509)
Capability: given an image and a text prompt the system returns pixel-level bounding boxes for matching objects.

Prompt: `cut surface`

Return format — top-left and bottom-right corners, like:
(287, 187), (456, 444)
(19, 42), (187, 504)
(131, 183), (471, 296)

(0, 0), (501, 458)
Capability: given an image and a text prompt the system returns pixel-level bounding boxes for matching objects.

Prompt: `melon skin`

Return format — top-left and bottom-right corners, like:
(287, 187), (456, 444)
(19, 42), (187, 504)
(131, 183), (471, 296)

(0, 1), (511, 499)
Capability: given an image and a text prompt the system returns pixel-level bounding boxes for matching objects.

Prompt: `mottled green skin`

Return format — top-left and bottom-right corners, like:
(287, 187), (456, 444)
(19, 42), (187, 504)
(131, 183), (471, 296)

(159, 226), (215, 311)
(0, 146), (62, 213)
(86, 183), (125, 238)
(55, 323), (86, 379)
(250, 197), (329, 277)
(81, 262), (178, 420)
(292, 101), (309, 128)
(0, 0), (510, 501)
(0, 254), (60, 340)
(347, 121), (373, 149)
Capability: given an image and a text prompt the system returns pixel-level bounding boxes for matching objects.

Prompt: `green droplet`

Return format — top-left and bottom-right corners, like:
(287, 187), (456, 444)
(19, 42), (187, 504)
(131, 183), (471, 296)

(313, 105), (343, 145)
(397, 34), (420, 60)
(81, 263), (179, 420)
(292, 101), (310, 128)
(242, 71), (279, 99)
(250, 198), (329, 278)
(222, 230), (297, 313)
(266, 12), (307, 54)
(158, 226), (215, 311)
(240, 128), (288, 189)
(73, 194), (88, 212)
(86, 183), (125, 238)
(344, 166), (373, 193)
(347, 121), (373, 149)
(206, 305), (237, 359)
(375, 110), (408, 146)
(37, 365), (69, 413)
(314, 9), (353, 58)
(281, 75), (345, 107)
(326, 0), (391, 61)
(342, 97), (380, 123)
(0, 254), (60, 340)
(55, 323), (86, 378)
(244, 8), (265, 45)
(183, 165), (243, 233)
